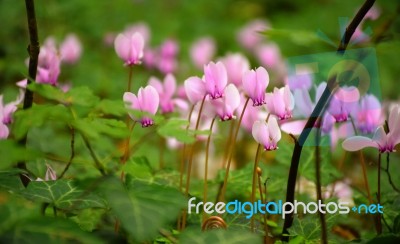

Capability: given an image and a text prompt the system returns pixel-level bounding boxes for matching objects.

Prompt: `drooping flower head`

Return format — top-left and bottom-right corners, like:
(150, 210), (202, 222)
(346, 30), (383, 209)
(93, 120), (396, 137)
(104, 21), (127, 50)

(252, 117), (281, 150)
(209, 84), (241, 121)
(242, 67), (269, 106)
(342, 105), (400, 153)
(60, 34), (82, 64)
(219, 53), (250, 87)
(327, 86), (360, 122)
(114, 32), (144, 66)
(190, 37), (216, 70)
(203, 61), (228, 99)
(353, 94), (383, 134)
(265, 85), (294, 120)
(123, 85), (159, 127)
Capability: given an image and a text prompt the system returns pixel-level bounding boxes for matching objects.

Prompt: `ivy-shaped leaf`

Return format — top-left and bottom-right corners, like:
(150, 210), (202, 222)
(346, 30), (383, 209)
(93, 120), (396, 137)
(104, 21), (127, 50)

(101, 177), (186, 242)
(19, 180), (107, 210)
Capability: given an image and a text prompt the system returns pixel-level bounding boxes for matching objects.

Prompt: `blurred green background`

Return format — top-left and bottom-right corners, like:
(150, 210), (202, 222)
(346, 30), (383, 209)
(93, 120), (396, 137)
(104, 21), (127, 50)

(1, 0), (399, 101)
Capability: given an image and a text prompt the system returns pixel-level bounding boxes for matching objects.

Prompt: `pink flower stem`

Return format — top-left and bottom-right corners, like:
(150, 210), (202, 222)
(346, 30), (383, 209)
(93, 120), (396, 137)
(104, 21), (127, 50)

(220, 97), (250, 201)
(250, 143), (262, 232)
(221, 119), (235, 168)
(182, 95), (207, 230)
(179, 105), (195, 192)
(202, 117), (216, 224)
(127, 65), (133, 92)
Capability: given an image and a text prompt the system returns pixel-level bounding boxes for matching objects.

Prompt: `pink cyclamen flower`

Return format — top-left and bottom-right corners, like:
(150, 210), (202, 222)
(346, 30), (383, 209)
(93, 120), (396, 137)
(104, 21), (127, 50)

(123, 85), (159, 127)
(237, 19), (269, 51)
(184, 76), (207, 104)
(209, 84), (241, 121)
(328, 86), (359, 122)
(124, 22), (151, 45)
(252, 117), (281, 150)
(220, 53), (250, 87)
(60, 34), (82, 64)
(255, 43), (282, 69)
(37, 55), (61, 85)
(148, 74), (176, 114)
(203, 61), (228, 99)
(190, 37), (216, 70)
(265, 85), (294, 120)
(342, 105), (400, 153)
(242, 67), (269, 106)
(353, 94), (383, 134)
(114, 32), (144, 66)
(160, 39), (179, 58)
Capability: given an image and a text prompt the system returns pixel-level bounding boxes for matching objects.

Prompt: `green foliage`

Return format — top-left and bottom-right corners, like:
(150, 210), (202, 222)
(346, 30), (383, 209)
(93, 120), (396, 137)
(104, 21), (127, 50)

(157, 118), (196, 143)
(180, 228), (263, 243)
(0, 140), (42, 170)
(19, 180), (107, 210)
(72, 118), (128, 139)
(100, 177), (186, 242)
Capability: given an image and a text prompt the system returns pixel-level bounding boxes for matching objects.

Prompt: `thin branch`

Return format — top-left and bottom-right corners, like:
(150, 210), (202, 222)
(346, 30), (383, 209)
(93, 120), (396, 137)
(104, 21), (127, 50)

(18, 0), (41, 187)
(59, 127), (75, 179)
(282, 0), (376, 239)
(81, 135), (106, 176)
(383, 153), (400, 193)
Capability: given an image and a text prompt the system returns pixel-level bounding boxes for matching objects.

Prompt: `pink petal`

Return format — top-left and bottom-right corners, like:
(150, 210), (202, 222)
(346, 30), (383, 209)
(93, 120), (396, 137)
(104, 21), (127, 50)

(342, 136), (377, 151)
(123, 92), (140, 110)
(148, 77), (163, 94)
(0, 123), (9, 139)
(140, 85), (159, 115)
(242, 69), (256, 98)
(389, 105), (400, 133)
(268, 117), (281, 143)
(294, 89), (313, 116)
(114, 34), (130, 62)
(252, 120), (268, 145)
(184, 76), (206, 104)
(163, 73), (176, 97)
(130, 32), (144, 61)
(255, 66), (269, 91)
(280, 120), (306, 135)
(283, 85), (295, 110)
(372, 126), (388, 148)
(224, 84), (241, 112)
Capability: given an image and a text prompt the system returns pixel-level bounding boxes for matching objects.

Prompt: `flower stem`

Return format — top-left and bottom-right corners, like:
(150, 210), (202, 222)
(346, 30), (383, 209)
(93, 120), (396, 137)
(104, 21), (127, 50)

(220, 97), (250, 201)
(377, 153), (382, 234)
(315, 127), (327, 244)
(127, 66), (133, 92)
(222, 119), (235, 168)
(179, 105), (195, 192)
(182, 95), (207, 230)
(383, 153), (400, 192)
(251, 143), (262, 232)
(202, 117), (216, 223)
(59, 127), (75, 179)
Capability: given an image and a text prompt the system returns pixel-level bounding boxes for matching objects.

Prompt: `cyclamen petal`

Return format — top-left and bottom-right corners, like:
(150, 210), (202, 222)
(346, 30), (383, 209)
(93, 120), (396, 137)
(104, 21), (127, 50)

(0, 123), (9, 139)
(220, 53), (250, 86)
(184, 76), (206, 104)
(114, 32), (144, 66)
(252, 117), (281, 150)
(265, 85), (294, 120)
(204, 61), (227, 99)
(212, 84), (241, 121)
(342, 136), (377, 151)
(242, 67), (269, 106)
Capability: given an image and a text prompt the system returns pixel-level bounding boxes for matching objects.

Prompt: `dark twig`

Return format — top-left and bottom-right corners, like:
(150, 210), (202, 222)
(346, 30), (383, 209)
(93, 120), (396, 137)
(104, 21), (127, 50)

(384, 151), (400, 193)
(282, 0), (376, 240)
(81, 135), (106, 176)
(18, 0), (40, 187)
(59, 127), (75, 179)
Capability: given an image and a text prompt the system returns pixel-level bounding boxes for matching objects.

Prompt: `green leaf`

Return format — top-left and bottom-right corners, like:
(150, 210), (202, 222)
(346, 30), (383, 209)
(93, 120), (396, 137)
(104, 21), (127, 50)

(0, 169), (25, 192)
(393, 214), (400, 234)
(0, 140), (42, 170)
(72, 118), (128, 139)
(157, 118), (196, 143)
(19, 180), (107, 210)
(12, 104), (72, 139)
(262, 28), (321, 46)
(1, 216), (105, 244)
(70, 208), (105, 232)
(65, 86), (100, 107)
(27, 83), (66, 103)
(94, 99), (127, 116)
(365, 234), (400, 244)
(179, 228), (262, 243)
(123, 156), (153, 179)
(101, 177), (186, 242)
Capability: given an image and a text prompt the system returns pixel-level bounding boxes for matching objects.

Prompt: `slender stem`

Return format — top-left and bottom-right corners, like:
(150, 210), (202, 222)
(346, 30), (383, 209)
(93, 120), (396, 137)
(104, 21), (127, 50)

(257, 171), (269, 244)
(315, 126), (327, 244)
(127, 66), (133, 92)
(18, 0), (41, 187)
(384, 153), (400, 192)
(159, 137), (165, 169)
(120, 121), (137, 181)
(179, 105), (195, 193)
(82, 136), (106, 176)
(220, 97), (250, 201)
(59, 127), (75, 179)
(202, 117), (216, 223)
(377, 152), (382, 234)
(182, 95), (207, 230)
(222, 119), (235, 168)
(251, 144), (262, 232)
(282, 0), (376, 238)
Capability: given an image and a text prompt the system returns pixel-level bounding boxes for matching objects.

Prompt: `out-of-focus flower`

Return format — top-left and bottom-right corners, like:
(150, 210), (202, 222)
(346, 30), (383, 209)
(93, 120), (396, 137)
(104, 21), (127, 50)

(237, 19), (269, 50)
(149, 74), (177, 114)
(1, 95), (18, 125)
(324, 180), (354, 205)
(265, 85), (294, 120)
(219, 53), (250, 87)
(343, 105), (400, 153)
(255, 43), (282, 69)
(328, 86), (359, 122)
(209, 84), (241, 121)
(353, 94), (383, 134)
(123, 85), (159, 127)
(242, 67), (269, 106)
(60, 34), (82, 64)
(124, 22), (151, 45)
(160, 39), (179, 58)
(37, 55), (61, 85)
(204, 61), (228, 99)
(184, 76), (207, 104)
(190, 37), (216, 69)
(287, 67), (314, 91)
(252, 117), (281, 150)
(114, 32), (144, 66)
